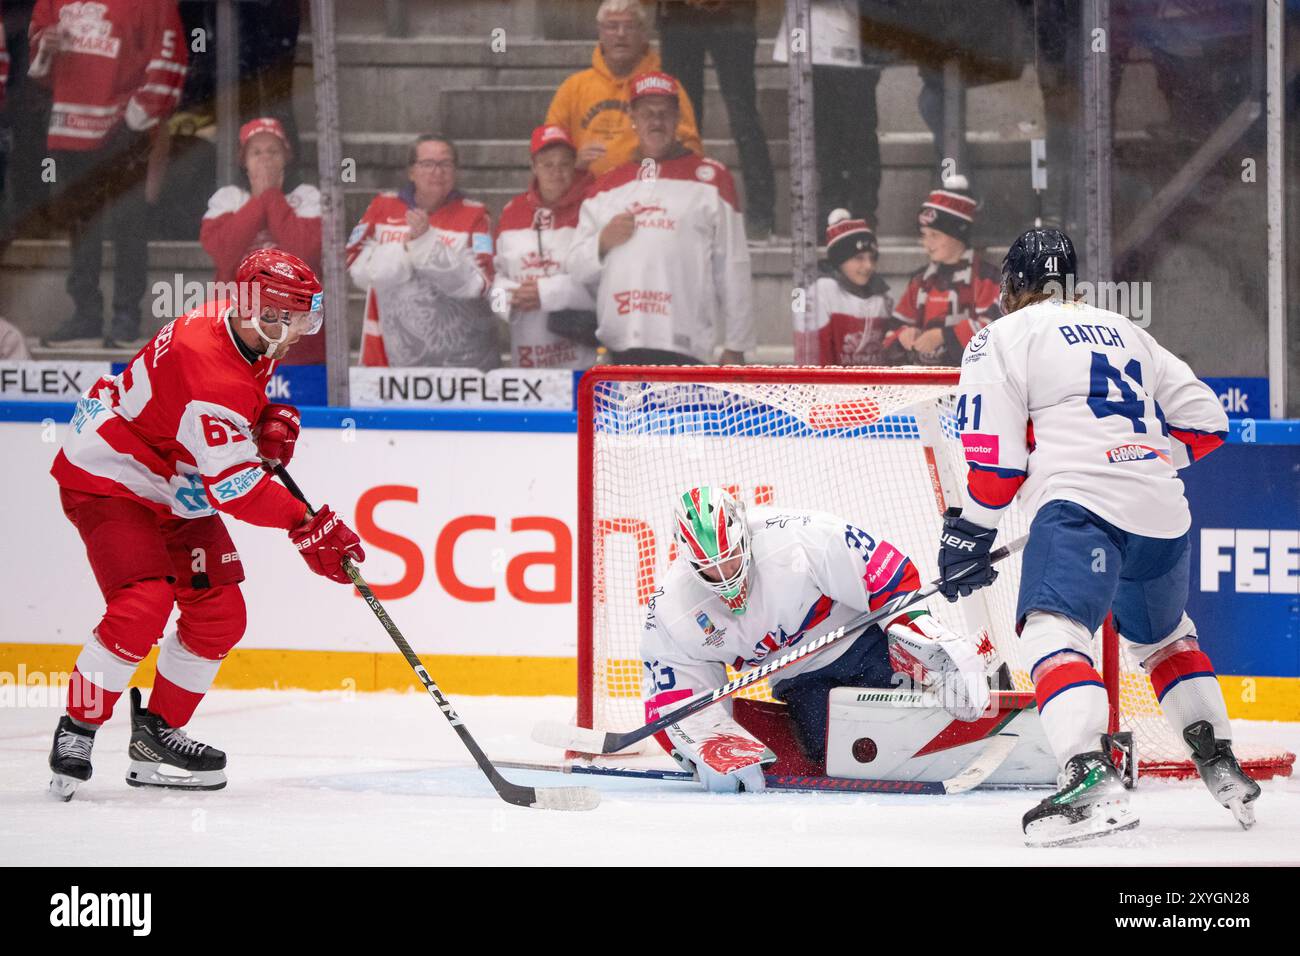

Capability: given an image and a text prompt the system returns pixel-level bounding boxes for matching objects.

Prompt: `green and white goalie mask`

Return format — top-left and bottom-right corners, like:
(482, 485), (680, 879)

(673, 486), (752, 614)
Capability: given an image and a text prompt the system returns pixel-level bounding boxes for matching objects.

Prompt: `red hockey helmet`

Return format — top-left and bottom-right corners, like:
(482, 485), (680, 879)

(236, 248), (323, 331)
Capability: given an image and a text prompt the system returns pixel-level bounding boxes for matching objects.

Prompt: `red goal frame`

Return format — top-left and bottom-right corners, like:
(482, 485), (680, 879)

(574, 365), (1293, 781)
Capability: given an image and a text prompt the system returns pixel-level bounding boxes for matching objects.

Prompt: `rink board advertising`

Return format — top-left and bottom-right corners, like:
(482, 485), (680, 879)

(0, 403), (1296, 718)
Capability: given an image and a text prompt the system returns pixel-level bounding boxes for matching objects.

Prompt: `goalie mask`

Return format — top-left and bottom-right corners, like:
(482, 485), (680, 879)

(674, 486), (752, 615)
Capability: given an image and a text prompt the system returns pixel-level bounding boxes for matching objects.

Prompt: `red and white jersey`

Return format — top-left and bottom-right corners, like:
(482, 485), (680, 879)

(566, 151), (755, 361)
(28, 0), (186, 151)
(797, 273), (896, 366)
(893, 249), (1001, 366)
(200, 184), (322, 282)
(346, 188), (499, 370)
(641, 507), (921, 755)
(492, 174), (597, 369)
(955, 298), (1229, 538)
(51, 301), (306, 531)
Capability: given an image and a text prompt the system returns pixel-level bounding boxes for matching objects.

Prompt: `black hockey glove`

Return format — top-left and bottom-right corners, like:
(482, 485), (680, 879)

(937, 507), (999, 602)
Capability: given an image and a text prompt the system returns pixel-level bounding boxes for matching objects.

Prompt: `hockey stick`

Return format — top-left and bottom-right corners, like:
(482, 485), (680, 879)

(274, 465), (598, 812)
(533, 535), (1026, 756)
(499, 731), (1021, 794)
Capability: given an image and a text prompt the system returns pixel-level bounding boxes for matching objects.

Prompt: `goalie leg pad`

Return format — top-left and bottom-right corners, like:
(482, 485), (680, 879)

(772, 626), (893, 762)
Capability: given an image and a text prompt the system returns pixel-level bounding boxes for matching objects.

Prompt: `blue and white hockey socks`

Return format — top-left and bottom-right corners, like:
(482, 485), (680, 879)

(1022, 612), (1109, 767)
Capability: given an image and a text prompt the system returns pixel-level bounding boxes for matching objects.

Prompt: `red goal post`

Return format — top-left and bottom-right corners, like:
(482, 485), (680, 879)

(576, 365), (1293, 780)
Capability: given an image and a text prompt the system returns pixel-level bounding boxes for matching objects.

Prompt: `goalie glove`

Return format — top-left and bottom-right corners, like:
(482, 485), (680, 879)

(887, 612), (993, 722)
(667, 723), (775, 793)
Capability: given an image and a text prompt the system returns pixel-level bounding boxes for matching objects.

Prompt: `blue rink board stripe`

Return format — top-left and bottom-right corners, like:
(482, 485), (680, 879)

(1, 400), (1296, 444)
(0, 401), (578, 434)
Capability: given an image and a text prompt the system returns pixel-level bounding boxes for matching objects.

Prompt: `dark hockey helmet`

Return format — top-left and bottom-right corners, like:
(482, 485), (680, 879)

(1001, 227), (1077, 298)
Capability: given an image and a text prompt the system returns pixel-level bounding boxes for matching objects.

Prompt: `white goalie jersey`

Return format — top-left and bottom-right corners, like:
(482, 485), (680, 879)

(641, 507), (923, 778)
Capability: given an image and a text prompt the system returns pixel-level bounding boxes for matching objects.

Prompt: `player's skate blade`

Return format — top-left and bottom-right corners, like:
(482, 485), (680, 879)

(1023, 750), (1139, 848)
(1183, 720), (1261, 830)
(48, 715), (96, 801)
(125, 687), (227, 791)
(125, 761), (227, 790)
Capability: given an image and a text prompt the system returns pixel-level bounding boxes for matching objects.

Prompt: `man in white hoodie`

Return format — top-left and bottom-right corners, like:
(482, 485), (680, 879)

(566, 72), (754, 366)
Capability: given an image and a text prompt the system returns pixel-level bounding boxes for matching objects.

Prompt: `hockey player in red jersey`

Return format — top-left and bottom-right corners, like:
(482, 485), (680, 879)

(47, 249), (365, 799)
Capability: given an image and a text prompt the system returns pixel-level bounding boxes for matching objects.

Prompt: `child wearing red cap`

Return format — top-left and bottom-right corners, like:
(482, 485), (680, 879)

(798, 210), (896, 366)
(892, 175), (1001, 366)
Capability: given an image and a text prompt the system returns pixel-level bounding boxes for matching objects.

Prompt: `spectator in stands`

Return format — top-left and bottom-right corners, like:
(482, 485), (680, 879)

(346, 134), (500, 370)
(200, 117), (323, 364)
(656, 0), (774, 242)
(566, 72), (754, 366)
(797, 209), (896, 366)
(545, 0), (702, 178)
(32, 0), (187, 348)
(0, 315), (31, 359)
(892, 176), (1001, 366)
(492, 125), (598, 370)
(776, 0), (887, 230)
(177, 0), (302, 154)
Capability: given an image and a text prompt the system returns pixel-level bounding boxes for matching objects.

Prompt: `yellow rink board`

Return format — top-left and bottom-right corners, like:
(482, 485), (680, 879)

(1, 643), (1297, 721)
(0, 643), (575, 697)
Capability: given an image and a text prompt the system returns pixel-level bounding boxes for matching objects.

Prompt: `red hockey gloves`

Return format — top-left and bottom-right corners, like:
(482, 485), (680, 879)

(291, 507), (365, 584)
(256, 403), (301, 468)
(937, 507), (999, 602)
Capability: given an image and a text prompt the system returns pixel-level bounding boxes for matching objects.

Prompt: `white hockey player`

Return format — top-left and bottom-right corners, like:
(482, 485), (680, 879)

(642, 486), (993, 792)
(934, 227), (1260, 846)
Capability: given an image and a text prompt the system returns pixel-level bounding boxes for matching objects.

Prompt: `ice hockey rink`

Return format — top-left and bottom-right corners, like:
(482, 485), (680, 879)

(3, 690), (1297, 866)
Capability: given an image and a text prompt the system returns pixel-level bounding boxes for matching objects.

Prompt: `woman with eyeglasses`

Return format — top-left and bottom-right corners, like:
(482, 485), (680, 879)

(346, 134), (501, 371)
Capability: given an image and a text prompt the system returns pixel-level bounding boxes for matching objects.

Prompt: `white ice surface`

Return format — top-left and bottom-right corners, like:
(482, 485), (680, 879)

(3, 690), (1298, 866)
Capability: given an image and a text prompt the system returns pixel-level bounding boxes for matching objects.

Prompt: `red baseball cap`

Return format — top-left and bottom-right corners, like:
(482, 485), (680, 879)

(629, 72), (680, 105)
(530, 124), (575, 156)
(239, 117), (290, 152)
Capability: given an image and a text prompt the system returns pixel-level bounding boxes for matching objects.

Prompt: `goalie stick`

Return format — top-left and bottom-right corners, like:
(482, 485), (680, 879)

(533, 535), (1026, 756)
(274, 466), (598, 812)
(498, 732), (1021, 794)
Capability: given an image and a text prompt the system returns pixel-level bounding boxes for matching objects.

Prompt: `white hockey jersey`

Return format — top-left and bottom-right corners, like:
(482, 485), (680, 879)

(492, 174), (598, 369)
(955, 298), (1229, 538)
(641, 507), (922, 755)
(565, 149), (755, 361)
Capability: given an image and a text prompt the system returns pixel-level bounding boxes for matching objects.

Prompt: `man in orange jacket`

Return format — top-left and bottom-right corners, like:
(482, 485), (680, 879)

(544, 0), (701, 177)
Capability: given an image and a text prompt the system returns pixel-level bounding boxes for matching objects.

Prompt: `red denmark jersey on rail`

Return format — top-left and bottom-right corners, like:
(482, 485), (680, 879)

(51, 302), (307, 531)
(28, 0), (187, 151)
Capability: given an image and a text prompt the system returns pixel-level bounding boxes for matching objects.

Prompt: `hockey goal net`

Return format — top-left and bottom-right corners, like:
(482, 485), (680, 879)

(577, 366), (1293, 780)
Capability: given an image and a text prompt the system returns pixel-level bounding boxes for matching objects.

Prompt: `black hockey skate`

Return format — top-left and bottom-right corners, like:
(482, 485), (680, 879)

(125, 688), (227, 790)
(1183, 720), (1261, 830)
(1023, 747), (1139, 847)
(49, 716), (97, 801)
